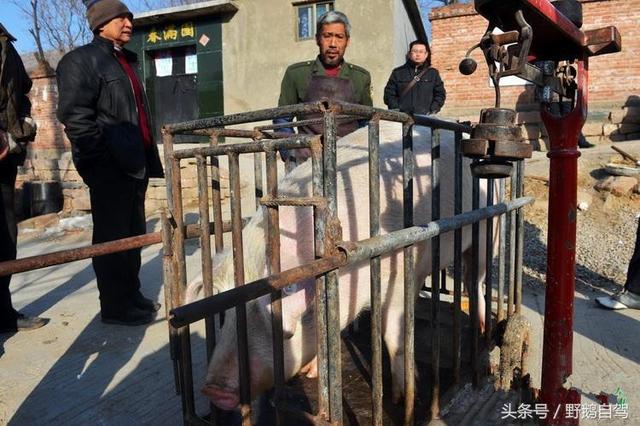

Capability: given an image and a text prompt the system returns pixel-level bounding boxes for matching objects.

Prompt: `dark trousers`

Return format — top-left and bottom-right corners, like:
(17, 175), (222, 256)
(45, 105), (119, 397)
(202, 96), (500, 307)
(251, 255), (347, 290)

(88, 171), (148, 316)
(0, 156), (19, 328)
(625, 218), (640, 294)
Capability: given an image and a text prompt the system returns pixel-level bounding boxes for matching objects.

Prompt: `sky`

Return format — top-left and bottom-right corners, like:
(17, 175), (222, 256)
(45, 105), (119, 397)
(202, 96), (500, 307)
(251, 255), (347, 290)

(4, 1), (448, 54)
(4, 2), (34, 54)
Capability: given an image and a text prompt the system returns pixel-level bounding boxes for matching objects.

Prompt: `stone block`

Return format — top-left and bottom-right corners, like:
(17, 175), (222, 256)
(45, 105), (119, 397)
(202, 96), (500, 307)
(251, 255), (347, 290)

(602, 123), (619, 135)
(582, 122), (604, 136)
(609, 109), (626, 124)
(595, 176), (638, 196)
(72, 196), (92, 211)
(18, 212), (60, 230)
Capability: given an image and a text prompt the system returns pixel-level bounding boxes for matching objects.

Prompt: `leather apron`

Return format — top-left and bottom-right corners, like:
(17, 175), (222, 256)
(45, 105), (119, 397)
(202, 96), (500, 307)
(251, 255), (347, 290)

(300, 74), (359, 137)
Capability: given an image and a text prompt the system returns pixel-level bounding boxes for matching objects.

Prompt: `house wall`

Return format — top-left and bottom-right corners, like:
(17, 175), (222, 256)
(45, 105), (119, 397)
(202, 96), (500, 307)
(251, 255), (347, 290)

(20, 1), (424, 216)
(430, 0), (640, 148)
(221, 0), (401, 113)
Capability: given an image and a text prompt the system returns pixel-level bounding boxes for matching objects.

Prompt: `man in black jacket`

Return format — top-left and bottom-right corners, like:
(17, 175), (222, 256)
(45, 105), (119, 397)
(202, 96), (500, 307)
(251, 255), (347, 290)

(57, 0), (164, 326)
(384, 40), (446, 116)
(0, 23), (47, 333)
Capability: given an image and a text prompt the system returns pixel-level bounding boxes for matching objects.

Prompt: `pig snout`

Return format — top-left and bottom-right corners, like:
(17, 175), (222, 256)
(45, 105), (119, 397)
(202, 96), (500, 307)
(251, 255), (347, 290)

(202, 384), (240, 411)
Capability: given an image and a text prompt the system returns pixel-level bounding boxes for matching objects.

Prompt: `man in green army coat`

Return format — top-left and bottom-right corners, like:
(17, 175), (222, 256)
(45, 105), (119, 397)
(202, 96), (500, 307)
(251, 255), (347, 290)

(276, 10), (372, 169)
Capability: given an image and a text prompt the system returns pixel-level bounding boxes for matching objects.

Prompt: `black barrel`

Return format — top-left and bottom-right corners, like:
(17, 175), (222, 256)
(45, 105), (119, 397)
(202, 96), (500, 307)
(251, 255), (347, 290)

(23, 181), (63, 218)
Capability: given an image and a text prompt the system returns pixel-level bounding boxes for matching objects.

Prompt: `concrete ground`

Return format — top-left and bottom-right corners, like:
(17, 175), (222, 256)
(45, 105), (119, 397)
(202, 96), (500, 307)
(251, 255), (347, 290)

(1, 143), (640, 425)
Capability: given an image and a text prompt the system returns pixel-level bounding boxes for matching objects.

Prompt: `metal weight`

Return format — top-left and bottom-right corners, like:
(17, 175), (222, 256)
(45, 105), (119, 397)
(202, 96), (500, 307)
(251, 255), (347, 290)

(461, 107), (533, 178)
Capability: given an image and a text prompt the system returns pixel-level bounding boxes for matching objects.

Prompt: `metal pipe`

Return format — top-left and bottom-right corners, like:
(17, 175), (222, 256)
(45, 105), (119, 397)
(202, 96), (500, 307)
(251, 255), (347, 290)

(228, 152), (252, 425)
(515, 161), (525, 315)
(196, 155), (217, 366)
(161, 211), (180, 395)
(368, 117), (383, 426)
(413, 114), (473, 134)
(540, 60), (588, 424)
(402, 122), (415, 426)
(254, 115), (356, 132)
(430, 128), (442, 420)
(311, 136), (330, 420)
(498, 179), (507, 322)
(323, 111), (343, 425)
(470, 176), (480, 388)
(170, 198), (534, 328)
(0, 218), (245, 278)
(508, 170), (517, 317)
(484, 178), (495, 344)
(165, 102), (329, 133)
(173, 136), (316, 160)
(265, 150), (285, 426)
(210, 132), (225, 254)
(453, 131), (463, 386)
(338, 198), (534, 266)
(254, 152), (264, 212)
(163, 129), (196, 420)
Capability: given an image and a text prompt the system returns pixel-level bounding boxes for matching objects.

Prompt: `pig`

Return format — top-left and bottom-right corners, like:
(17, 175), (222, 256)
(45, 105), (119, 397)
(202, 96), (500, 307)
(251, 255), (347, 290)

(186, 120), (494, 410)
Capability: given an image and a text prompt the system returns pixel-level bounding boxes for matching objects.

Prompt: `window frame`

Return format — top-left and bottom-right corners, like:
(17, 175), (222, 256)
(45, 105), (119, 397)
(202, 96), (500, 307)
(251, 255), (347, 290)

(293, 1), (335, 41)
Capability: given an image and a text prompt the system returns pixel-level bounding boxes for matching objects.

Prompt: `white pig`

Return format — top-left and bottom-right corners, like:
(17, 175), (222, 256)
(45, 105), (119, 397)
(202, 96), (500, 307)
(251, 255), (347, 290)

(187, 121), (493, 410)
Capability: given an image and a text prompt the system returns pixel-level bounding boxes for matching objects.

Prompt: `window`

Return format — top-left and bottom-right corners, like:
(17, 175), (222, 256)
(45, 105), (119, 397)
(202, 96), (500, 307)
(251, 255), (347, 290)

(296, 1), (335, 40)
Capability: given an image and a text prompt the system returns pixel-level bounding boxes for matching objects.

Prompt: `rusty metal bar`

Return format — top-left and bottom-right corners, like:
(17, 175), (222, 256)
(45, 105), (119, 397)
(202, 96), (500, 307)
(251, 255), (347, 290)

(170, 256), (345, 326)
(254, 152), (264, 212)
(173, 136), (316, 160)
(210, 132), (225, 254)
(515, 161), (525, 315)
(196, 154), (219, 426)
(228, 152), (252, 425)
(265, 150), (285, 426)
(484, 178), (495, 345)
(165, 102), (328, 133)
(190, 128), (296, 139)
(0, 219), (245, 278)
(161, 211), (180, 395)
(508, 172), (517, 317)
(413, 114), (473, 134)
(402, 122), (415, 426)
(311, 135), (330, 419)
(170, 198), (534, 328)
(163, 128), (196, 421)
(332, 102), (412, 124)
(368, 117), (383, 426)
(470, 175), (480, 388)
(453, 131), (463, 386)
(260, 197), (327, 208)
(430, 128), (442, 420)
(196, 155), (217, 369)
(498, 179), (507, 322)
(323, 110), (342, 425)
(254, 115), (356, 132)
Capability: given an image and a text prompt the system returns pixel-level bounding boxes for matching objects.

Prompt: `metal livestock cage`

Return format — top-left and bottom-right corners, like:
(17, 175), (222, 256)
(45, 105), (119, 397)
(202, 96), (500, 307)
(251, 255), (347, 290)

(163, 100), (533, 425)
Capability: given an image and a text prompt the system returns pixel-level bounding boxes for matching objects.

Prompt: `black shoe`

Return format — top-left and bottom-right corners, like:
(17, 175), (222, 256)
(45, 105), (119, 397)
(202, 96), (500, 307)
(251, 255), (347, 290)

(0, 313), (48, 333)
(101, 306), (155, 326)
(578, 139), (595, 148)
(132, 292), (161, 312)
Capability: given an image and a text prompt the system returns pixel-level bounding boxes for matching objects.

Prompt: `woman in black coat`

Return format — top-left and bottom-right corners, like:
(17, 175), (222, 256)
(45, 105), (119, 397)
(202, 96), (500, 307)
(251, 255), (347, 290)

(384, 40), (446, 115)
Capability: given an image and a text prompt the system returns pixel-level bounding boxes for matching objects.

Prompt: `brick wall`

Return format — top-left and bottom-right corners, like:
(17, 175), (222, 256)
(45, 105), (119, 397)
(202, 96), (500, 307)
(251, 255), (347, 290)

(19, 68), (235, 217)
(430, 0), (640, 148)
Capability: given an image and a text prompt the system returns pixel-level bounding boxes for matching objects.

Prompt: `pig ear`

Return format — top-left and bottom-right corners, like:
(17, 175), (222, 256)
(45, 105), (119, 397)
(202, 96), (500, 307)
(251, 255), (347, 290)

(185, 277), (204, 304)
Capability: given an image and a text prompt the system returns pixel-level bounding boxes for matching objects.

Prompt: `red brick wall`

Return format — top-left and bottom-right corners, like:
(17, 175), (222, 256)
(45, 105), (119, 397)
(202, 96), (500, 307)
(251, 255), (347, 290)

(430, 0), (640, 145)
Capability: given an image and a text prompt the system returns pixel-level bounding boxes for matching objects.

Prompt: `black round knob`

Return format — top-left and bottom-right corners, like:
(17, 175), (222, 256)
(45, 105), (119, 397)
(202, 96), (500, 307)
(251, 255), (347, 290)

(459, 57), (478, 75)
